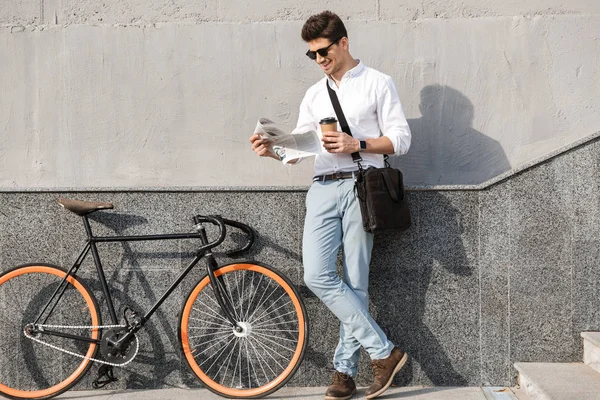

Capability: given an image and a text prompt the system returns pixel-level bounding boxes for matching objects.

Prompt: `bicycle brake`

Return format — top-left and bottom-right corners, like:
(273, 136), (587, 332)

(92, 364), (118, 389)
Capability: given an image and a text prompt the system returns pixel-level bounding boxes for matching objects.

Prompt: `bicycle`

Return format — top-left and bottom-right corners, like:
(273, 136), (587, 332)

(0, 198), (309, 399)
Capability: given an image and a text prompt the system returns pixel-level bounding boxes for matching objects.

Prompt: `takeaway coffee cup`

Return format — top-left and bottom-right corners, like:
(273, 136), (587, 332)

(319, 117), (338, 133)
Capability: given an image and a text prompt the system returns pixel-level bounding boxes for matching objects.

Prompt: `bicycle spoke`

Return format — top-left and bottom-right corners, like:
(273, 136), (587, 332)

(247, 285), (285, 324)
(245, 339), (253, 388)
(231, 337), (241, 388)
(252, 319), (298, 329)
(227, 270), (242, 315)
(222, 274), (241, 321)
(202, 335), (236, 373)
(250, 296), (291, 325)
(244, 273), (263, 322)
(253, 328), (299, 334)
(238, 270), (246, 323)
(253, 330), (298, 344)
(252, 331), (297, 352)
(192, 306), (231, 325)
(246, 279), (273, 322)
(203, 294), (235, 320)
(214, 338), (238, 384)
(252, 310), (298, 329)
(193, 334), (233, 358)
(182, 265), (306, 397)
(247, 335), (286, 372)
(188, 318), (230, 328)
(246, 335), (277, 380)
(188, 326), (232, 333)
(188, 328), (233, 340)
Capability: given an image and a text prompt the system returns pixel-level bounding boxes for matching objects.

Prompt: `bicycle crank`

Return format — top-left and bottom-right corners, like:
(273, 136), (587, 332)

(100, 327), (139, 365)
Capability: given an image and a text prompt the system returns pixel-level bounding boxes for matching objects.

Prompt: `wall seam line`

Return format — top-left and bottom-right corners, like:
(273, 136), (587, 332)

(569, 148), (577, 361)
(478, 192), (483, 385)
(507, 181), (512, 384)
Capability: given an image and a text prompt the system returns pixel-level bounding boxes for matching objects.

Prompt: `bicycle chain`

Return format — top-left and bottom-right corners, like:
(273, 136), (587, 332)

(23, 324), (140, 367)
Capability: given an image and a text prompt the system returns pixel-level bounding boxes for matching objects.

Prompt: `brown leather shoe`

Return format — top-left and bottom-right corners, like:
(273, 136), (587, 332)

(365, 347), (408, 399)
(325, 371), (357, 400)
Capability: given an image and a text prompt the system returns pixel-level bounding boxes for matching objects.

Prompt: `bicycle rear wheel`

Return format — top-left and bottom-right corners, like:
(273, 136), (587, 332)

(180, 262), (308, 398)
(0, 264), (101, 400)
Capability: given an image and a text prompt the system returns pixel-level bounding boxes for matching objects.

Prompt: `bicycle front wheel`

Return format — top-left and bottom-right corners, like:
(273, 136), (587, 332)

(180, 262), (308, 398)
(0, 264), (101, 400)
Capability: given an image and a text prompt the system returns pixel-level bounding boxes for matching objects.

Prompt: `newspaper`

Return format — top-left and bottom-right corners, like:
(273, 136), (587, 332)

(254, 118), (322, 164)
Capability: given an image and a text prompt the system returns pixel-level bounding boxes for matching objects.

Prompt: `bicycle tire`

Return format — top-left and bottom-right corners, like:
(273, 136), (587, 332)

(0, 264), (101, 400)
(179, 261), (308, 398)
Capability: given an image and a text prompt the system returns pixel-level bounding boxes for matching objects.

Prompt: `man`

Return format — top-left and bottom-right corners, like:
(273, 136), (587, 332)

(250, 11), (411, 400)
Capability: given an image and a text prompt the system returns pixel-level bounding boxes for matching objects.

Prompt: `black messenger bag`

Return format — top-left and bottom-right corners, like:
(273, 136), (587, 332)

(326, 82), (411, 233)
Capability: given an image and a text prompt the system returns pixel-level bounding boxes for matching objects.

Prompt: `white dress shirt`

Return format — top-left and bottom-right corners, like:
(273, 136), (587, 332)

(295, 60), (411, 176)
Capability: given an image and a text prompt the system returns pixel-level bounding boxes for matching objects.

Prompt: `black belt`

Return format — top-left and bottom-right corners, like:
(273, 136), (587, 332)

(313, 171), (357, 182)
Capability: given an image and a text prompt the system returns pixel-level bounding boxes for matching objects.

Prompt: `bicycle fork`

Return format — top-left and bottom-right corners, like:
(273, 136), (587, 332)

(197, 225), (243, 333)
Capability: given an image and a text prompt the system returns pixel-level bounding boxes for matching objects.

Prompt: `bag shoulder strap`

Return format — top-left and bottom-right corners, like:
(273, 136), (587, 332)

(382, 170), (402, 201)
(326, 81), (362, 164)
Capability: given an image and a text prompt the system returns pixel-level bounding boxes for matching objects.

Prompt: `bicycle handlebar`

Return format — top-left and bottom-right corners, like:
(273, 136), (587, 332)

(222, 218), (255, 257)
(193, 215), (255, 256)
(193, 215), (227, 252)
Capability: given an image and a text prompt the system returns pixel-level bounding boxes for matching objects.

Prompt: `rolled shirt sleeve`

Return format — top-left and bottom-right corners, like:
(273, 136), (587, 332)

(295, 92), (318, 135)
(377, 77), (411, 156)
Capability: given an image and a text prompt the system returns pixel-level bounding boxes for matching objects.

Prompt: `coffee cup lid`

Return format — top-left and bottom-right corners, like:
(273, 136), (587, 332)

(319, 117), (337, 124)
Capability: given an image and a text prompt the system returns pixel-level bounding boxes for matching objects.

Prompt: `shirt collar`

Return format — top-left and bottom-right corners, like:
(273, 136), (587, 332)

(326, 59), (365, 84)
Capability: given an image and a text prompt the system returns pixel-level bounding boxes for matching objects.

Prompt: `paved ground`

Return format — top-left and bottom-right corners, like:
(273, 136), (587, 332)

(57, 386), (529, 399)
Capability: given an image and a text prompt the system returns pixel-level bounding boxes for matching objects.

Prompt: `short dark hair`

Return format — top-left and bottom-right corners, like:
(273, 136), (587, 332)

(301, 11), (347, 42)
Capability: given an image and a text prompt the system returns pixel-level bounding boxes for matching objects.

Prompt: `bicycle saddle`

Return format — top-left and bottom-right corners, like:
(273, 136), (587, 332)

(58, 198), (114, 216)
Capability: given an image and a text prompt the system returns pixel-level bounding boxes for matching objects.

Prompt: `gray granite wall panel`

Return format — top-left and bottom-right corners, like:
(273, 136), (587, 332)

(509, 154), (574, 268)
(1, 193), (64, 268)
(416, 192), (480, 386)
(573, 140), (600, 242)
(0, 194), (4, 268)
(509, 262), (574, 360)
(370, 237), (421, 386)
(1, 136), (599, 389)
(508, 153), (577, 384)
(418, 192), (480, 267)
(479, 183), (511, 386)
(571, 140), (600, 360)
(573, 241), (600, 340)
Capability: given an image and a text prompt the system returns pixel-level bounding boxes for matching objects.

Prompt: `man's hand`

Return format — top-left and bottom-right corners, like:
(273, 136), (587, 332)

(250, 134), (279, 160)
(321, 131), (359, 154)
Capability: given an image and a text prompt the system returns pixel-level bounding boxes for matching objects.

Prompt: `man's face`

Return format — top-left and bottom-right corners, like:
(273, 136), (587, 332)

(307, 37), (343, 76)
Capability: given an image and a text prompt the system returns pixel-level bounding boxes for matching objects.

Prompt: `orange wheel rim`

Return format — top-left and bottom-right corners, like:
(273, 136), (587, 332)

(181, 264), (305, 397)
(0, 266), (99, 399)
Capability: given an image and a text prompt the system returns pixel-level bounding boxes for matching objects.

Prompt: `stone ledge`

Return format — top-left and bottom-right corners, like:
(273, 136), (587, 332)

(515, 362), (600, 400)
(582, 332), (600, 348)
(582, 332), (600, 375)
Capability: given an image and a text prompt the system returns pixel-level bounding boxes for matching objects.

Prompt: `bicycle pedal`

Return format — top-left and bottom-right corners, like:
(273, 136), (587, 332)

(92, 365), (118, 389)
(123, 307), (142, 328)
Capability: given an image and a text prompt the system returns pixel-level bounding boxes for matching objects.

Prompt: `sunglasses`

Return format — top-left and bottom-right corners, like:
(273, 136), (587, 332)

(305, 37), (342, 60)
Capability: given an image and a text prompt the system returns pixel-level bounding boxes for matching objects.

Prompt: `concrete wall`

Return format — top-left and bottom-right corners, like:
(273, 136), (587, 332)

(1, 2), (599, 187)
(0, 133), (599, 389)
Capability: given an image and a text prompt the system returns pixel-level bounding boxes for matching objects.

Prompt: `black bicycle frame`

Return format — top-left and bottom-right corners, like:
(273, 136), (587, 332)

(33, 214), (240, 347)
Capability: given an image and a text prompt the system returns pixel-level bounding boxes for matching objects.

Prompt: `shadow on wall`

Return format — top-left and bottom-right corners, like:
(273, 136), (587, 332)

(396, 85), (511, 186)
(88, 212), (182, 389)
(370, 192), (472, 386)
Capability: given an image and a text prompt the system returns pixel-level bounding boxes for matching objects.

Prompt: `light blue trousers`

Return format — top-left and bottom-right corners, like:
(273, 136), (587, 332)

(302, 178), (394, 377)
